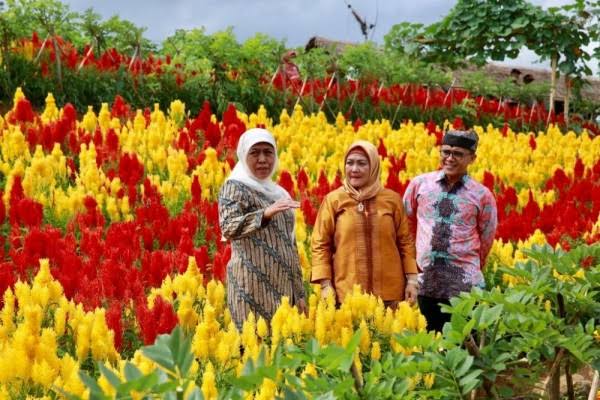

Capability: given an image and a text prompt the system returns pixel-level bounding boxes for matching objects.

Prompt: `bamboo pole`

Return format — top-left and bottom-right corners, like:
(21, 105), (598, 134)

(588, 370), (599, 400)
(294, 76), (308, 107)
(77, 43), (94, 71)
(34, 33), (50, 63)
(319, 72), (337, 111)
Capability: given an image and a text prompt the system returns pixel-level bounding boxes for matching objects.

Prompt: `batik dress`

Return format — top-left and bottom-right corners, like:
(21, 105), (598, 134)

(218, 179), (305, 329)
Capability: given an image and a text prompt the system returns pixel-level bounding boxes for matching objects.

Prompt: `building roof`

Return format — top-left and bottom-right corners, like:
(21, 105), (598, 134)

(305, 36), (354, 55)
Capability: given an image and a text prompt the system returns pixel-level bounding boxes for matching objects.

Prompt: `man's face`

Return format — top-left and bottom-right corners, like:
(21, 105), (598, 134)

(246, 142), (275, 179)
(439, 145), (476, 180)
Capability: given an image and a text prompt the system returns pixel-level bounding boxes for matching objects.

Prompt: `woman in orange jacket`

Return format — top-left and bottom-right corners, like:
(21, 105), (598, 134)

(311, 140), (418, 307)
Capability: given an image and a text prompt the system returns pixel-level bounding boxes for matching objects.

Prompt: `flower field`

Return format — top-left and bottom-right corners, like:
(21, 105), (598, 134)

(0, 88), (599, 399)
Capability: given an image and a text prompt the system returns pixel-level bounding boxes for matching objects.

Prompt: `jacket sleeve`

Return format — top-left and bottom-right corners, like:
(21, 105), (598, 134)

(395, 199), (418, 274)
(478, 189), (498, 268)
(310, 195), (336, 283)
(218, 181), (266, 240)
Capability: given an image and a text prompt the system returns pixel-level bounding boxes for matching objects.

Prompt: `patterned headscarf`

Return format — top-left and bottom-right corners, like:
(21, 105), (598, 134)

(342, 140), (383, 201)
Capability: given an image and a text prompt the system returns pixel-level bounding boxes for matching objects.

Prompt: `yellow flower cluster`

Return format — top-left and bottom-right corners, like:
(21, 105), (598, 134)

(0, 259), (119, 398)
(3, 89), (599, 225)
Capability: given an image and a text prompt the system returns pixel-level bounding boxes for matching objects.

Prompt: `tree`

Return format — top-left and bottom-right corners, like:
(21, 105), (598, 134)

(417, 0), (596, 126)
(384, 22), (429, 59)
(77, 9), (108, 53)
(5, 0), (80, 90)
(103, 16), (155, 66)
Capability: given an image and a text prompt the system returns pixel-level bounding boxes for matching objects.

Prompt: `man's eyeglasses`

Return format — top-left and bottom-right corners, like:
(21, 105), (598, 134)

(440, 148), (471, 160)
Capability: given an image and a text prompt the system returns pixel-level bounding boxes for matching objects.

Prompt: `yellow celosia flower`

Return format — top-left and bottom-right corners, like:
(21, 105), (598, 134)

(81, 106), (98, 133)
(423, 373), (435, 389)
(302, 363), (318, 378)
(201, 362), (218, 400)
(371, 341), (381, 361)
(255, 378), (277, 400)
(257, 317), (269, 339)
(40, 93), (59, 123)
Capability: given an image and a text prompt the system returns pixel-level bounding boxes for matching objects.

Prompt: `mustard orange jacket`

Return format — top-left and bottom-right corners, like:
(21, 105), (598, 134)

(311, 187), (418, 302)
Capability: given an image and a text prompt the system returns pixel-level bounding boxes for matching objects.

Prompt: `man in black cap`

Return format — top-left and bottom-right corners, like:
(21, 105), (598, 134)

(402, 129), (498, 332)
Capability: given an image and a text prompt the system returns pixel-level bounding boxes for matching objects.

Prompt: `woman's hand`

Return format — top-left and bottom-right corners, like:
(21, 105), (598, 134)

(296, 298), (307, 315)
(264, 198), (300, 219)
(405, 278), (418, 305)
(320, 280), (336, 302)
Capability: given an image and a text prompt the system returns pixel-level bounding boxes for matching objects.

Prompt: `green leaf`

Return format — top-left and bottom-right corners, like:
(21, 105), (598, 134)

(98, 363), (122, 389)
(462, 319), (476, 338)
(186, 387), (204, 400)
(78, 371), (107, 399)
(123, 362), (143, 381)
(282, 386), (307, 400)
(459, 369), (483, 395)
(320, 331), (361, 372)
(153, 380), (181, 393)
(119, 371), (160, 393)
(314, 392), (337, 400)
(445, 348), (464, 371)
(143, 336), (176, 373)
(455, 355), (474, 378)
(170, 326), (194, 376)
(480, 304), (504, 327)
(306, 338), (320, 357)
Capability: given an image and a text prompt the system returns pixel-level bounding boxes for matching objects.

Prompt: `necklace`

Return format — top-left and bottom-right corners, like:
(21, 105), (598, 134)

(357, 201), (364, 212)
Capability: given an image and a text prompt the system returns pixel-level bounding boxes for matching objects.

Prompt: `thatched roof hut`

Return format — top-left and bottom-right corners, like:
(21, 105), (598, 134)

(305, 36), (354, 55)
(459, 63), (600, 103)
(304, 37), (600, 104)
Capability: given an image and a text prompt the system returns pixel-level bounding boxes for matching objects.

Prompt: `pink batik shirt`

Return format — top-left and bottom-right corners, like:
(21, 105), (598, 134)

(402, 171), (498, 299)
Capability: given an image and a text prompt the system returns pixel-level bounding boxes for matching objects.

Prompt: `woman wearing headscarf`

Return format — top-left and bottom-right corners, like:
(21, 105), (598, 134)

(219, 128), (306, 329)
(311, 140), (418, 307)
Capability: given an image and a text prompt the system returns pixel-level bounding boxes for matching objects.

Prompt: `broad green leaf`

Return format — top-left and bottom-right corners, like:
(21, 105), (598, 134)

(455, 354), (474, 378)
(186, 387), (204, 400)
(282, 386), (307, 400)
(119, 371), (160, 393)
(123, 362), (143, 381)
(78, 372), (108, 399)
(481, 304), (504, 327)
(169, 326), (194, 376)
(462, 319), (476, 338)
(459, 369), (482, 393)
(143, 336), (176, 373)
(98, 363), (122, 389)
(320, 331), (361, 372)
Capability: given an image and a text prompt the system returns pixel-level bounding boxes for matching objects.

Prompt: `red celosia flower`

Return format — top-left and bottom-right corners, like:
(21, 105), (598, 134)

(278, 170), (295, 198)
(297, 169), (309, 192)
(191, 176), (202, 205)
(105, 302), (123, 351)
(14, 99), (35, 122)
(136, 296), (178, 345)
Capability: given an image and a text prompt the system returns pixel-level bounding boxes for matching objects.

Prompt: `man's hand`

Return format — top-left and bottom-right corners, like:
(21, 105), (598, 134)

(264, 198), (300, 219)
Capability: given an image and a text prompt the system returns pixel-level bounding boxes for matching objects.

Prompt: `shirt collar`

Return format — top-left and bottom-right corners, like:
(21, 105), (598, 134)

(435, 171), (470, 185)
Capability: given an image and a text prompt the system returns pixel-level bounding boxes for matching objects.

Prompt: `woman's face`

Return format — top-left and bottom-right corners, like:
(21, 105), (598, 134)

(345, 149), (370, 189)
(247, 142), (275, 179)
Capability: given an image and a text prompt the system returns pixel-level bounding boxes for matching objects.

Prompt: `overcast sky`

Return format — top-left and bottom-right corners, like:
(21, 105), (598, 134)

(61, 0), (598, 74)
